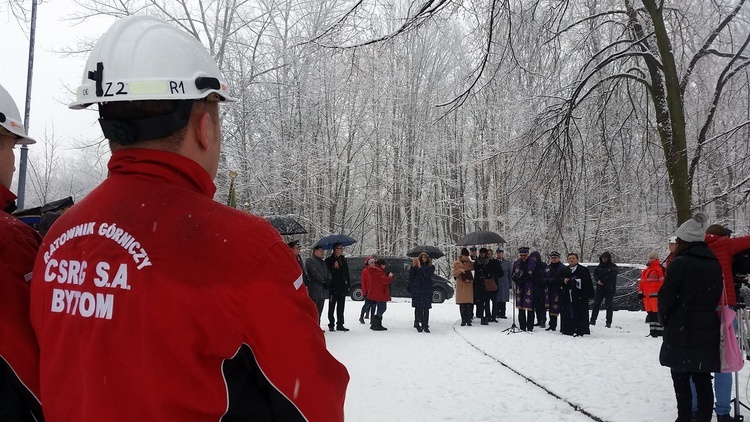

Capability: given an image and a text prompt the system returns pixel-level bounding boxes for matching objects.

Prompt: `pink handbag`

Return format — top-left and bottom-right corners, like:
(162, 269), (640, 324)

(717, 303), (744, 373)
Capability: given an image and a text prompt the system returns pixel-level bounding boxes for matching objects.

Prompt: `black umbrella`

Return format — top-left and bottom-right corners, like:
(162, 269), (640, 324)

(456, 230), (506, 246)
(406, 245), (445, 259)
(314, 234), (357, 250)
(264, 215), (308, 235)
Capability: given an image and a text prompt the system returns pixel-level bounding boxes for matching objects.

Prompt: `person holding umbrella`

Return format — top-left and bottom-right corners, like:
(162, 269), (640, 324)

(326, 242), (351, 331)
(409, 253), (435, 333)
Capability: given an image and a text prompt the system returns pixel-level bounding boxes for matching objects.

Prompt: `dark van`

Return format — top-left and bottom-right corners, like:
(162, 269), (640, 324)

(346, 255), (455, 303)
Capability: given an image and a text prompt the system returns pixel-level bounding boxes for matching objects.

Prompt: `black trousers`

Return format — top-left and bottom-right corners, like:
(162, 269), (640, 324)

(459, 304), (473, 324)
(671, 370), (713, 422)
(313, 297), (325, 324)
(591, 289), (614, 325)
(517, 309), (535, 331)
(415, 308), (430, 328)
(328, 294), (346, 326)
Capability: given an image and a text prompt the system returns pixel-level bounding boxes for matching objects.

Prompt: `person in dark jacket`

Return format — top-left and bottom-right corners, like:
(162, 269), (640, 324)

(543, 251), (566, 331)
(288, 240), (310, 287)
(494, 248), (512, 319)
(486, 249), (503, 322)
(658, 212), (722, 422)
(473, 248), (495, 325)
(326, 242), (351, 332)
(409, 253), (435, 333)
(512, 247), (537, 331)
(530, 251), (548, 328)
(305, 245), (331, 325)
(590, 251), (619, 328)
(559, 253), (594, 336)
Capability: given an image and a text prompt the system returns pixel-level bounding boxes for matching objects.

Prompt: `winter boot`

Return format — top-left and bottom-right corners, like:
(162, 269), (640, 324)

(377, 316), (388, 331)
(328, 324), (335, 332)
(415, 309), (423, 332)
(370, 317), (379, 331)
(589, 318), (596, 326)
(336, 324), (349, 332)
(546, 316), (557, 331)
(422, 309), (430, 333)
(359, 315), (365, 324)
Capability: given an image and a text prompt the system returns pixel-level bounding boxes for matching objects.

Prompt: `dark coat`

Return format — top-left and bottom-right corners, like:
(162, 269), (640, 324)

(559, 264), (594, 336)
(325, 254), (350, 297)
(658, 242), (723, 373)
(473, 257), (494, 301)
(409, 265), (435, 309)
(497, 258), (512, 302)
(305, 255), (331, 300)
(593, 252), (619, 294)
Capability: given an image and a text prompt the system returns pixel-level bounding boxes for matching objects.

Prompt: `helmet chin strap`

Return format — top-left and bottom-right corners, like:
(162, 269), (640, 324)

(99, 100), (194, 145)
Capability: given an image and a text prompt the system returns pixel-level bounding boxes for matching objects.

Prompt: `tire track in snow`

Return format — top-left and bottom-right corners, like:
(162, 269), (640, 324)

(453, 325), (609, 422)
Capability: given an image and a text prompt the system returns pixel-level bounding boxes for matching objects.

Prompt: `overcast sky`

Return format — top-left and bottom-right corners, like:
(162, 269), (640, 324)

(0, 2), (113, 148)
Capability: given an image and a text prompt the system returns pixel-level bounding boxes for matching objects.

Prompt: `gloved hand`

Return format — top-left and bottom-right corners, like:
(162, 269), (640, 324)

(637, 293), (644, 300)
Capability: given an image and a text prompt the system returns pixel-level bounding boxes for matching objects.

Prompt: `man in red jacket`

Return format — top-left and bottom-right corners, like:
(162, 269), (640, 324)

(30, 16), (348, 422)
(0, 83), (44, 422)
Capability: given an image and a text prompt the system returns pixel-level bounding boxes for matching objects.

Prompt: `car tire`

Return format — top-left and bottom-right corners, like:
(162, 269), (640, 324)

(431, 288), (446, 304)
(350, 285), (364, 301)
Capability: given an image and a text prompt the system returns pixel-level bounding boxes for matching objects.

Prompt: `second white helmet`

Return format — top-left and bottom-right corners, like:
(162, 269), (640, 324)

(0, 83), (35, 144)
(69, 15), (236, 109)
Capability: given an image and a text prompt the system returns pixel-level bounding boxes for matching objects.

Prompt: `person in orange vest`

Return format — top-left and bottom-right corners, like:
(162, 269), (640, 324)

(638, 251), (665, 337)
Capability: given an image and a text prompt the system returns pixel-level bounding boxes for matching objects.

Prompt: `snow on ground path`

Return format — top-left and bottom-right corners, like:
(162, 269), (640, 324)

(326, 299), (593, 422)
(324, 298), (750, 421)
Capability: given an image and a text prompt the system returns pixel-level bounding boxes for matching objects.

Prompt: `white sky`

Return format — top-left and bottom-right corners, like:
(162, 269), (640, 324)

(0, 2), (112, 147)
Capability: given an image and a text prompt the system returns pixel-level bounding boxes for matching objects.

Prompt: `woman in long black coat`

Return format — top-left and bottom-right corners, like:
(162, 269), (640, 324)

(409, 253), (434, 333)
(659, 212), (723, 422)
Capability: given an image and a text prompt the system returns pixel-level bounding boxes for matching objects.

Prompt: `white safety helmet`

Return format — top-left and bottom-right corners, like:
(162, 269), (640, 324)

(69, 15), (236, 109)
(0, 83), (35, 145)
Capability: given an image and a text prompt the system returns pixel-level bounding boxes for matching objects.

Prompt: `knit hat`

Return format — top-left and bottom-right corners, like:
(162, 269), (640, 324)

(549, 251), (561, 258)
(675, 212), (709, 243)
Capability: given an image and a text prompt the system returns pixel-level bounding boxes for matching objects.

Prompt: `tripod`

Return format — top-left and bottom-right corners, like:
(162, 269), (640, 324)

(502, 281), (523, 334)
(733, 299), (749, 421)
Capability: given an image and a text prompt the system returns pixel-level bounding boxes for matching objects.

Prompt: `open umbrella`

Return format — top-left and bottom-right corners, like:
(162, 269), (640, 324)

(456, 230), (506, 246)
(264, 215), (307, 235)
(406, 245), (445, 259)
(314, 234), (357, 250)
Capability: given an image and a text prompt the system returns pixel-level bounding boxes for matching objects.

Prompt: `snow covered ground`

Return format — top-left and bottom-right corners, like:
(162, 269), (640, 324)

(324, 298), (750, 422)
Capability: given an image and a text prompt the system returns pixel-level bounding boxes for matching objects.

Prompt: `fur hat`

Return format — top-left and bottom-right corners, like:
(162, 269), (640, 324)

(675, 212), (709, 243)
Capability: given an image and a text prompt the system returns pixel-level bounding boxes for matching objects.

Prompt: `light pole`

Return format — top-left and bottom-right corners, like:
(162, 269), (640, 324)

(17, 0), (38, 210)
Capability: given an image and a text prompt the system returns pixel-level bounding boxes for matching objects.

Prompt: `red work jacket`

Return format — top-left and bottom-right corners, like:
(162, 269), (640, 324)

(0, 185), (43, 419)
(366, 266), (393, 302)
(705, 233), (750, 306)
(31, 149), (349, 421)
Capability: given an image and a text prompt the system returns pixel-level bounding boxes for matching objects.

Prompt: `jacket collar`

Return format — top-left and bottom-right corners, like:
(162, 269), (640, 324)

(0, 184), (17, 213)
(108, 149), (217, 199)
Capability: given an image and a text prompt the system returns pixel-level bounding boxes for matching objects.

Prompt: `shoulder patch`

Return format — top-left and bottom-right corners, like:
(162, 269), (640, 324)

(293, 274), (304, 290)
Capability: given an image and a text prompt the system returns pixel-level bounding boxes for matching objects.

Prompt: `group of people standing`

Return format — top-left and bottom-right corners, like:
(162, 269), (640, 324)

(655, 213), (750, 422)
(453, 246), (618, 337)
(300, 241), (402, 332)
